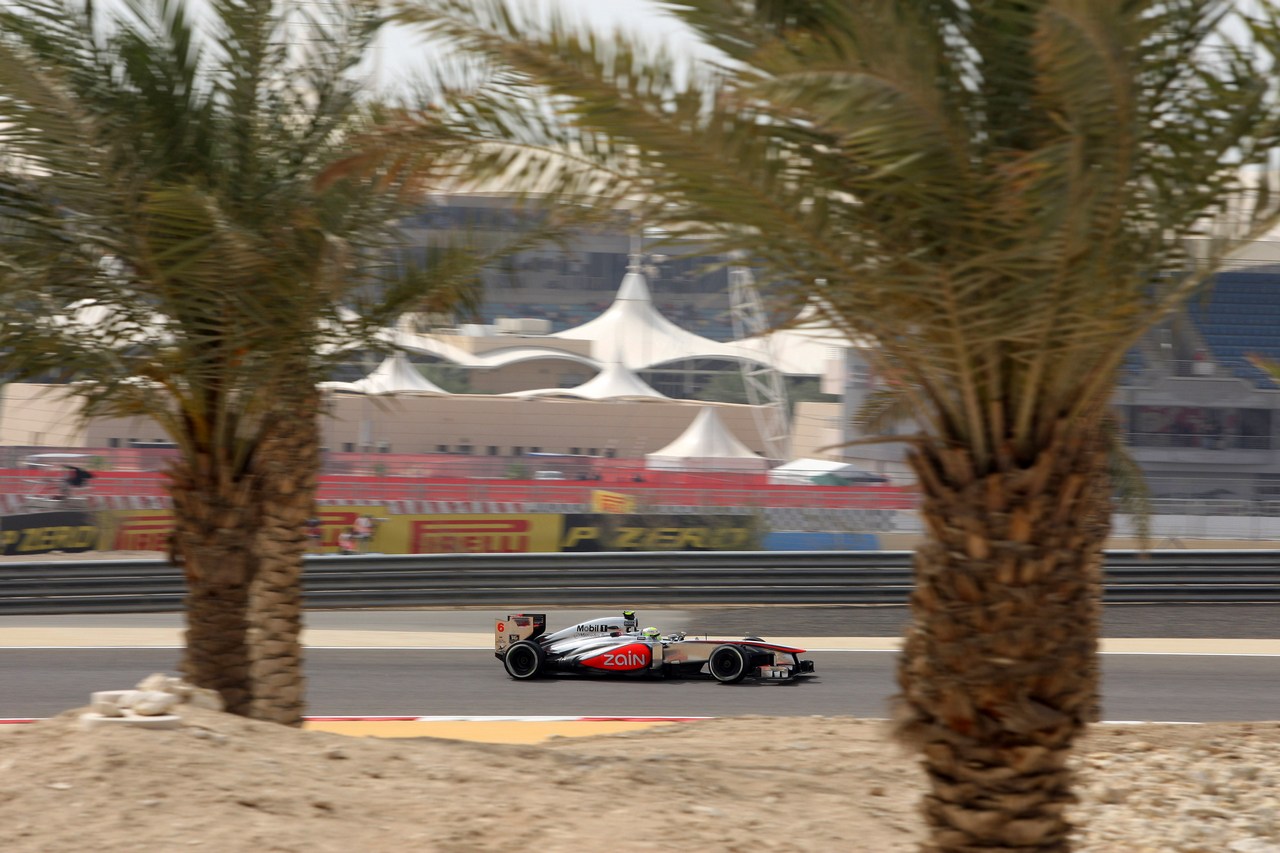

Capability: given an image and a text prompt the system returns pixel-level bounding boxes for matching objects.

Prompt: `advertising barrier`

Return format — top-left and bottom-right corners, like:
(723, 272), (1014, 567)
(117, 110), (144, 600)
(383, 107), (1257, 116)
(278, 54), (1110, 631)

(0, 507), (778, 555)
(76, 507), (768, 555)
(383, 513), (757, 553)
(312, 505), (389, 552)
(558, 513), (759, 552)
(382, 514), (563, 554)
(589, 490), (638, 514)
(103, 509), (173, 552)
(0, 510), (99, 556)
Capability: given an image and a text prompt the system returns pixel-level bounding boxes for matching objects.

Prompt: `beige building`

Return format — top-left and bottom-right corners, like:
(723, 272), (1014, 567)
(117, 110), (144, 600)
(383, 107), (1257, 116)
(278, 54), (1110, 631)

(0, 384), (89, 447)
(789, 400), (845, 462)
(316, 393), (769, 458)
(2, 382), (772, 460)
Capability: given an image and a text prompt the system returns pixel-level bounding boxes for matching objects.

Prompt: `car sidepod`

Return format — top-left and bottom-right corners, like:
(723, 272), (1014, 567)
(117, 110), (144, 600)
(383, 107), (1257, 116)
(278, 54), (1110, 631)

(548, 636), (661, 676)
(578, 641), (652, 672)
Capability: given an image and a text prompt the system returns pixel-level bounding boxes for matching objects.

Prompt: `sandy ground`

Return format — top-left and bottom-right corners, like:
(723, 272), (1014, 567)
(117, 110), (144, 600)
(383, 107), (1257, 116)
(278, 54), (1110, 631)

(2, 707), (1279, 852)
(5, 548), (1278, 850)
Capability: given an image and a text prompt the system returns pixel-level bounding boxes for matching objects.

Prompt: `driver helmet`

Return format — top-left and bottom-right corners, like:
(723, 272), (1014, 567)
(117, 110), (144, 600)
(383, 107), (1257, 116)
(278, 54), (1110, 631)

(641, 626), (661, 641)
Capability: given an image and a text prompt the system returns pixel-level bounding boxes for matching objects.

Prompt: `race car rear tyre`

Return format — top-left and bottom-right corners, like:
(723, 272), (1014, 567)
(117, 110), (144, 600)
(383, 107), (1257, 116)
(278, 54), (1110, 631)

(708, 644), (750, 684)
(503, 640), (546, 680)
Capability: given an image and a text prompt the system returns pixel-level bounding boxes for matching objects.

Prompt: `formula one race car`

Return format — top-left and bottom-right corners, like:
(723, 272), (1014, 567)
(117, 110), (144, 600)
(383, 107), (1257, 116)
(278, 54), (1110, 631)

(494, 611), (816, 683)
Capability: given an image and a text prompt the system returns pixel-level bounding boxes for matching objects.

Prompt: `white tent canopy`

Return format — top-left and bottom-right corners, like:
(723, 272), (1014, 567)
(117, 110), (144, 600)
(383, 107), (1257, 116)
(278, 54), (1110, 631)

(376, 271), (865, 384)
(504, 358), (669, 401)
(551, 266), (747, 370)
(729, 298), (870, 375)
(319, 352), (447, 396)
(465, 346), (598, 371)
(384, 274), (859, 380)
(389, 327), (489, 366)
(646, 407), (768, 471)
(762, 455), (885, 481)
(768, 458), (863, 484)
(393, 326), (599, 371)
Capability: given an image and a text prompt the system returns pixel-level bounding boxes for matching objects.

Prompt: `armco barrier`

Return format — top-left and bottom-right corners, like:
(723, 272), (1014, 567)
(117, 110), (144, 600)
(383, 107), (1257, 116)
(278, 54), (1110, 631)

(1, 550), (1278, 614)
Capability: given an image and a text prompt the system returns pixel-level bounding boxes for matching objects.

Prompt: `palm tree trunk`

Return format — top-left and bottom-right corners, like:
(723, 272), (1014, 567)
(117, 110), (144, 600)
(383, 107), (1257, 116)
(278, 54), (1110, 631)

(169, 461), (260, 717)
(895, 419), (1112, 852)
(247, 391), (322, 726)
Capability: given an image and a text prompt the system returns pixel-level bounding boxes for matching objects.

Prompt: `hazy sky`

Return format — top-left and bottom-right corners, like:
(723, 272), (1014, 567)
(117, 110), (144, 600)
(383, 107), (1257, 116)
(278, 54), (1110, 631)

(369, 1), (712, 93)
(87, 0), (711, 94)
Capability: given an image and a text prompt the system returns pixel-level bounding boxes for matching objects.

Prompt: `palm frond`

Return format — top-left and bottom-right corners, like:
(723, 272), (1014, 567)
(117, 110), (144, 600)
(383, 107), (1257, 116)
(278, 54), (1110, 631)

(398, 0), (1280, 473)
(0, 0), (501, 473)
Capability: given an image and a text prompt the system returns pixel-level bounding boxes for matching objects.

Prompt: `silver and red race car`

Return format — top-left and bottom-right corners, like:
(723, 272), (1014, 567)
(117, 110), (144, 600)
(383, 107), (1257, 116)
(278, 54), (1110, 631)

(494, 610), (816, 683)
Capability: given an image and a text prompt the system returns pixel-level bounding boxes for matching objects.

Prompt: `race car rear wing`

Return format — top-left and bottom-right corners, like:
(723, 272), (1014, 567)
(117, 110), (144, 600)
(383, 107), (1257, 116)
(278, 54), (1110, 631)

(495, 613), (546, 656)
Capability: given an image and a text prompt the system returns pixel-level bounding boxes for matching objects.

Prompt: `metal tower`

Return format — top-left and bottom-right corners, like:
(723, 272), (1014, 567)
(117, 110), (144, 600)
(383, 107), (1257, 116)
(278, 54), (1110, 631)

(728, 263), (791, 461)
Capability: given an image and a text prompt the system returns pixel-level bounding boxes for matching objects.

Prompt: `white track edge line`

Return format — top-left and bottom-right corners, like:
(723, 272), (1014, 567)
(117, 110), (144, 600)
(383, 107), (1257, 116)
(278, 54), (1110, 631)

(0, 716), (1210, 725)
(4, 645), (1279, 657)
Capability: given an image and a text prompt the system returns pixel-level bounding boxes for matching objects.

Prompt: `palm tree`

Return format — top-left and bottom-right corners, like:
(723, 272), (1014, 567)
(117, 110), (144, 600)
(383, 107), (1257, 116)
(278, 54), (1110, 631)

(0, 0), (491, 724)
(398, 1), (1280, 848)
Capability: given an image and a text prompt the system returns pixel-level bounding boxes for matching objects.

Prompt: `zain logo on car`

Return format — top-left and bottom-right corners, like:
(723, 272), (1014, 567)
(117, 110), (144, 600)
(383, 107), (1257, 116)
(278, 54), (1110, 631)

(582, 642), (651, 671)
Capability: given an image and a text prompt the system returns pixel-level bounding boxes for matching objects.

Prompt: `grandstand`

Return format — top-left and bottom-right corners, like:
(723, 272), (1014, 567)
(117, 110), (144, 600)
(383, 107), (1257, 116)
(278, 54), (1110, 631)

(1115, 259), (1280, 501)
(1185, 267), (1280, 389)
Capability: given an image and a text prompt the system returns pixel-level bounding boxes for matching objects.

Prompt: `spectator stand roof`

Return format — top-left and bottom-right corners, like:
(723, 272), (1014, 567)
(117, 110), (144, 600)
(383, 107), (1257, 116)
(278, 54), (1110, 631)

(550, 262), (751, 370)
(318, 352), (447, 396)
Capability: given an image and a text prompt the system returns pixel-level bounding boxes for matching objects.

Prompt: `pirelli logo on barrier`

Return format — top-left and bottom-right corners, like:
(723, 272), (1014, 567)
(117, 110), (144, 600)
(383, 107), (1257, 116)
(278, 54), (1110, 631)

(396, 514), (753, 553)
(382, 515), (563, 554)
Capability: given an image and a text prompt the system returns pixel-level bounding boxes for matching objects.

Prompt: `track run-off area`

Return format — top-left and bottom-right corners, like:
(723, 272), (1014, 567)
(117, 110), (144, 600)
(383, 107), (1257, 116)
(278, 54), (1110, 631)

(2, 608), (1278, 728)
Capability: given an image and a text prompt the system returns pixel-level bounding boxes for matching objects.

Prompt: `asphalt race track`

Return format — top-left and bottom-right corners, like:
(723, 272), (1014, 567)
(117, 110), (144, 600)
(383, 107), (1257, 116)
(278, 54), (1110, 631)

(2, 606), (1277, 722)
(4, 647), (1279, 723)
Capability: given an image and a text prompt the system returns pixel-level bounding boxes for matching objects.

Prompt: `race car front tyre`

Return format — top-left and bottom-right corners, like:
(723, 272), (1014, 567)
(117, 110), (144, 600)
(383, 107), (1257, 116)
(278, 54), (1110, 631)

(503, 640), (546, 680)
(708, 644), (750, 684)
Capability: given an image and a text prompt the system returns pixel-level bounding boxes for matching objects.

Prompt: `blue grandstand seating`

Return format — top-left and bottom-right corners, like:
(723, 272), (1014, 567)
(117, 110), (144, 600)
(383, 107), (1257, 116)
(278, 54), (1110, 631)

(1187, 269), (1280, 388)
(1120, 347), (1146, 383)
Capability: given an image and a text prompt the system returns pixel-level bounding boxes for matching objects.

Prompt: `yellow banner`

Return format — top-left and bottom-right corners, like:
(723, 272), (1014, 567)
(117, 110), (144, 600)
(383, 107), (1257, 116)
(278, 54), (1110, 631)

(379, 514), (564, 554)
(97, 505), (394, 554)
(313, 505), (389, 553)
(589, 490), (637, 514)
